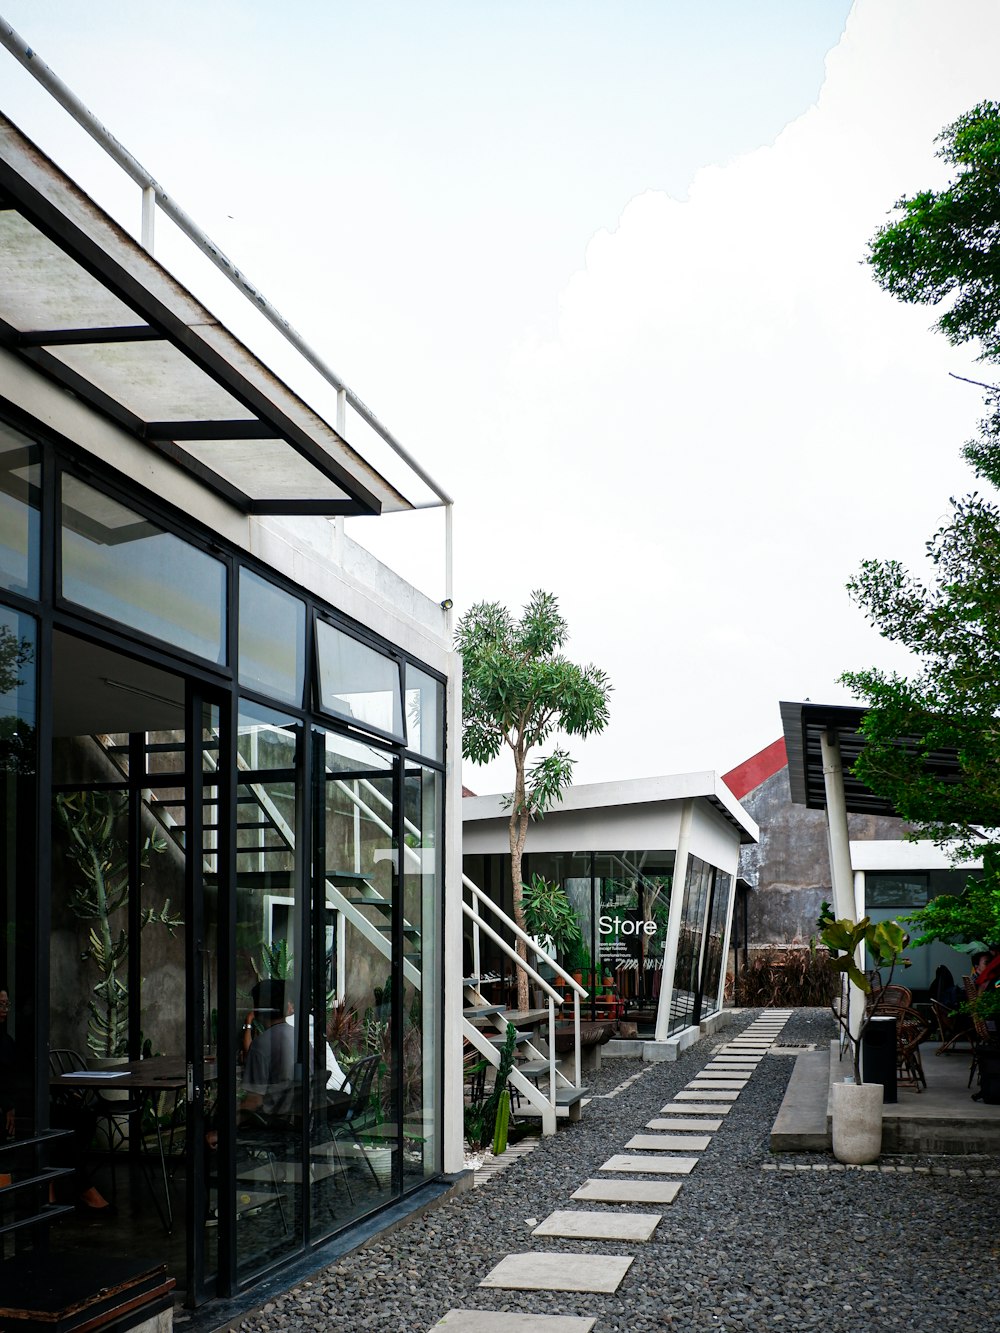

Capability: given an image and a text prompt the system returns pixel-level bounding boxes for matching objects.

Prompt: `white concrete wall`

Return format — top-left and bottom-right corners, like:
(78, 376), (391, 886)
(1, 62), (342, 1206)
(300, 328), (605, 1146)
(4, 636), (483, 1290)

(688, 801), (743, 876)
(462, 799), (685, 855)
(0, 346), (452, 675)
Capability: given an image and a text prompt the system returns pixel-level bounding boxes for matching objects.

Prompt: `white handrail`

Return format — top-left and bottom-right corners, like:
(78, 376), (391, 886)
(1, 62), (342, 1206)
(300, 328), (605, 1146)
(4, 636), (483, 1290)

(463, 875), (588, 998)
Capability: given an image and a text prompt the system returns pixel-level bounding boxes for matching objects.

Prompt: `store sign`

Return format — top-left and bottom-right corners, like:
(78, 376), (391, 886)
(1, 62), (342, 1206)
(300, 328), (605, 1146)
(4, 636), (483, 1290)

(599, 915), (658, 937)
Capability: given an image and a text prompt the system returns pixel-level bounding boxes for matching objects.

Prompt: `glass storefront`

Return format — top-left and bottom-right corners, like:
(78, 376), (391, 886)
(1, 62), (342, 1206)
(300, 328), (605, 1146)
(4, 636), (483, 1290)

(0, 415), (446, 1305)
(464, 845), (734, 1036)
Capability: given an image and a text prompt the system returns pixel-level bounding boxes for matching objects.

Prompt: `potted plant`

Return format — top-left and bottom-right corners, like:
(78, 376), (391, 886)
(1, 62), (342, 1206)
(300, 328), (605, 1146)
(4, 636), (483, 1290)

(819, 909), (909, 1164)
(56, 790), (175, 1059)
(520, 874), (583, 1005)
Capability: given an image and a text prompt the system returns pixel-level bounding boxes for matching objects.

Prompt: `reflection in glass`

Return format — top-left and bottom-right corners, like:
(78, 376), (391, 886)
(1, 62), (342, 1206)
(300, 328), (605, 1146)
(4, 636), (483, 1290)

(0, 605), (36, 1135)
(234, 705), (302, 1279)
(701, 870), (732, 1016)
(404, 664), (443, 760)
(0, 422), (40, 597)
(315, 619), (403, 740)
(238, 569), (305, 707)
(310, 730), (397, 1237)
(669, 855), (713, 1036)
(61, 475), (226, 663)
(402, 764), (441, 1185)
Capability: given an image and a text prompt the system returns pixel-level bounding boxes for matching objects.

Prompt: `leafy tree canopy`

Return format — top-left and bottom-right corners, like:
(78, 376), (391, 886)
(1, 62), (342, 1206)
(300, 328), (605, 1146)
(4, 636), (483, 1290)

(846, 101), (1000, 942)
(455, 590), (610, 1008)
(868, 101), (1000, 359)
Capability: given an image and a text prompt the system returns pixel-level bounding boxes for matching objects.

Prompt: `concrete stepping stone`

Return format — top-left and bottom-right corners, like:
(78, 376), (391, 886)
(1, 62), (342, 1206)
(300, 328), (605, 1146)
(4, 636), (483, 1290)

(480, 1252), (633, 1294)
(599, 1153), (698, 1174)
(572, 1177), (683, 1204)
(647, 1116), (722, 1131)
(660, 1102), (731, 1115)
(625, 1133), (711, 1151)
(433, 1316), (596, 1332)
(677, 1089), (739, 1101)
(532, 1209), (662, 1241)
(690, 1079), (748, 1089)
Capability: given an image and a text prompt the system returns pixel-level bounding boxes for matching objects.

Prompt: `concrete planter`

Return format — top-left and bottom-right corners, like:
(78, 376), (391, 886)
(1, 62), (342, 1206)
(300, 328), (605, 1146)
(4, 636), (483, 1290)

(831, 1080), (883, 1164)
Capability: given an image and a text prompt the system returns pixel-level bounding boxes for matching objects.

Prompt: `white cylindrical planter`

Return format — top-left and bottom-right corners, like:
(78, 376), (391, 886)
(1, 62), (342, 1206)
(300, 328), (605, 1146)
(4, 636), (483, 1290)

(831, 1080), (883, 1164)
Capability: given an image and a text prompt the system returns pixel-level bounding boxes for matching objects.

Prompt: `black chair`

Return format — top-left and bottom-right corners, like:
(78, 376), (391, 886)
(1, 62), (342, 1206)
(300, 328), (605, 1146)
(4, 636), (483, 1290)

(49, 1048), (138, 1201)
(323, 1054), (384, 1196)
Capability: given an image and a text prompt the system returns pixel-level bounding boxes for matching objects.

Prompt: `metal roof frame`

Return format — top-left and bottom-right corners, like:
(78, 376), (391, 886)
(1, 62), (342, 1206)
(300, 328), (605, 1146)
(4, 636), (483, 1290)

(779, 699), (962, 817)
(0, 115), (412, 518)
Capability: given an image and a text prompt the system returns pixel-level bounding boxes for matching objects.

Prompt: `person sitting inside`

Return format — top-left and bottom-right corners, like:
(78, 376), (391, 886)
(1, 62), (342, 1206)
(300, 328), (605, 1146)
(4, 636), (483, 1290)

(975, 945), (1000, 993)
(240, 980), (295, 1128)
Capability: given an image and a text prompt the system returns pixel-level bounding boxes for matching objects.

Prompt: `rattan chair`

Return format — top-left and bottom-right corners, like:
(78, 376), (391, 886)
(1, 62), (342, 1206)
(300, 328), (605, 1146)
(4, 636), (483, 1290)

(896, 1007), (929, 1091)
(867, 984), (912, 1015)
(928, 997), (974, 1054)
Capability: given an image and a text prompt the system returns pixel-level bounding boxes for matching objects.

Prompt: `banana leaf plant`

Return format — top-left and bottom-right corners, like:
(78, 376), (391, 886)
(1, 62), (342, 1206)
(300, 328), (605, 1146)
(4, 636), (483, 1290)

(55, 790), (176, 1058)
(819, 907), (909, 1085)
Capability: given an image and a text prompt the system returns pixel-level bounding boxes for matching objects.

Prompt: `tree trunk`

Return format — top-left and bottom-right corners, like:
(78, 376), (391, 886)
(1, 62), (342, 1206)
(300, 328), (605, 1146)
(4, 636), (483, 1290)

(509, 754), (530, 1013)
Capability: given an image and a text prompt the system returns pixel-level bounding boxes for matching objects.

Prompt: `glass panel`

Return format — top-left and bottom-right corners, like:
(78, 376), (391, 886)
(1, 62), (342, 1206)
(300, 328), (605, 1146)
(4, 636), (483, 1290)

(701, 870), (732, 1016)
(238, 569), (306, 707)
(196, 704), (221, 1291)
(0, 422), (40, 598)
(315, 619), (403, 740)
(234, 705), (303, 1279)
(401, 764), (441, 1186)
(669, 855), (713, 1036)
(0, 606), (37, 1148)
(594, 853), (673, 1025)
(61, 476), (227, 664)
(404, 665), (443, 761)
(310, 729), (397, 1238)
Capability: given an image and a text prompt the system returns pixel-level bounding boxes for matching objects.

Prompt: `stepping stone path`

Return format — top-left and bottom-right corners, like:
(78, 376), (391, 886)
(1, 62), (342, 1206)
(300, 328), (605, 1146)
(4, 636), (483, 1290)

(433, 1011), (792, 1330)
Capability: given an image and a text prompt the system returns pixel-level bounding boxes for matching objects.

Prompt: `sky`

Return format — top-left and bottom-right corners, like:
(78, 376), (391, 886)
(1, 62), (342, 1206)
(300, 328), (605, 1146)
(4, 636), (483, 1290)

(2, 1), (999, 795)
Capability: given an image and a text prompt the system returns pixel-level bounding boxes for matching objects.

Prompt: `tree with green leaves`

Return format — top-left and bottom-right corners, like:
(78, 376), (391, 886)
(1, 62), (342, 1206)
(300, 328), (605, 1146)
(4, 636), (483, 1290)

(455, 591), (611, 1010)
(844, 101), (1000, 941)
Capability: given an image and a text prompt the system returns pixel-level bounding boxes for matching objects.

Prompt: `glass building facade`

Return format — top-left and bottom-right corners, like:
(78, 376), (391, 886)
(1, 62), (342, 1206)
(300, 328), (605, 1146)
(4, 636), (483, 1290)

(464, 831), (739, 1038)
(0, 415), (447, 1304)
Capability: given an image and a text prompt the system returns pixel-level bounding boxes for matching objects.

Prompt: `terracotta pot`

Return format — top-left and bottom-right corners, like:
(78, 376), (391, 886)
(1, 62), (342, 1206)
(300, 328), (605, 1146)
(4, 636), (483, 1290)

(831, 1080), (883, 1164)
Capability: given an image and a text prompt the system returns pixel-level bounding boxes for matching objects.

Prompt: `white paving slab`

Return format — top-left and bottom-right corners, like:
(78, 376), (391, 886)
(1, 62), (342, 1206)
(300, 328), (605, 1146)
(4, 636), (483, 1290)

(532, 1210), (662, 1241)
(625, 1133), (711, 1151)
(677, 1089), (740, 1101)
(434, 1315), (596, 1332)
(689, 1079), (749, 1089)
(480, 1252), (633, 1294)
(599, 1153), (698, 1174)
(660, 1102), (731, 1115)
(647, 1116), (723, 1131)
(572, 1177), (683, 1204)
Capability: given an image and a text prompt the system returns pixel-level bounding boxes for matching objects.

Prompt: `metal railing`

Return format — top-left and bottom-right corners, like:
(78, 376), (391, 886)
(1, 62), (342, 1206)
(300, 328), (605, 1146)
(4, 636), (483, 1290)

(0, 16), (453, 606)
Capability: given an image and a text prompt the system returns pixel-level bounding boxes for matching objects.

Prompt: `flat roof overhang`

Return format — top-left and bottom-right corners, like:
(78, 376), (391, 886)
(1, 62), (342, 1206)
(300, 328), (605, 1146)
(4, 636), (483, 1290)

(0, 115), (413, 518)
(779, 699), (962, 818)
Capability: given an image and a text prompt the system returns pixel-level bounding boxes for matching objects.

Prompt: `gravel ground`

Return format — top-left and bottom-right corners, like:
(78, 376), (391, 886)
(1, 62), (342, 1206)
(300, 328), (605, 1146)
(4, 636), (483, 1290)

(230, 1009), (999, 1332)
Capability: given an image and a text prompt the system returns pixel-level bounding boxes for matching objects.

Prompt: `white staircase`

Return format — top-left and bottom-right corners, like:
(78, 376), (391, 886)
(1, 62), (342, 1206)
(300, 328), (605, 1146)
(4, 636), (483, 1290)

(462, 878), (589, 1136)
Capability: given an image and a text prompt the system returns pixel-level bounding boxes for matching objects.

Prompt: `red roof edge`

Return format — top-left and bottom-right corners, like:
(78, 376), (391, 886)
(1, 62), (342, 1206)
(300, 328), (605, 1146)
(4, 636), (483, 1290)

(722, 737), (787, 800)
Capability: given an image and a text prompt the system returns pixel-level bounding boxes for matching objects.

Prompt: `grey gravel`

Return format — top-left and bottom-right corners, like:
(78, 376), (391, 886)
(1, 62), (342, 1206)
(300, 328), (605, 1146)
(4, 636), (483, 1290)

(231, 1009), (999, 1331)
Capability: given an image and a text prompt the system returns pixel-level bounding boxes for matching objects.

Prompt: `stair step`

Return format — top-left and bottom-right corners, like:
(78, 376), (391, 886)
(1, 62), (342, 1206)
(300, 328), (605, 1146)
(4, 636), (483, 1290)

(515, 1060), (554, 1078)
(516, 1085), (589, 1116)
(463, 1006), (505, 1019)
(487, 1032), (529, 1046)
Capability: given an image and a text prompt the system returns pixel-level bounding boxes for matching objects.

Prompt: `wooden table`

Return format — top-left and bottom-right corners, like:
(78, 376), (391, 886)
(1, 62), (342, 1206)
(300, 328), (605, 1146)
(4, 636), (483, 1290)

(52, 1055), (206, 1233)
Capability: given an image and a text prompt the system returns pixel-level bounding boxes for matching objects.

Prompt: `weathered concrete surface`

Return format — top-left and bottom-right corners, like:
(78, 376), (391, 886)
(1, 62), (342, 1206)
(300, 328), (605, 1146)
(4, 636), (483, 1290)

(769, 1047), (831, 1152)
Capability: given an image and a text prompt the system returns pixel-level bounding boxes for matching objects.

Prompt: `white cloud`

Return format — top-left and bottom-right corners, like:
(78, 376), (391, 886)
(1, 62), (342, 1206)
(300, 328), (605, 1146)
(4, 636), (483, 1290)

(458, 0), (1000, 794)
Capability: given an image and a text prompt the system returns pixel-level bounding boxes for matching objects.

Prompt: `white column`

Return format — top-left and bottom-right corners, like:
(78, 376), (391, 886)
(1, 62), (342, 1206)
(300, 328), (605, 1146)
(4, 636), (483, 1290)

(441, 651), (465, 1174)
(654, 798), (693, 1042)
(820, 727), (863, 1042)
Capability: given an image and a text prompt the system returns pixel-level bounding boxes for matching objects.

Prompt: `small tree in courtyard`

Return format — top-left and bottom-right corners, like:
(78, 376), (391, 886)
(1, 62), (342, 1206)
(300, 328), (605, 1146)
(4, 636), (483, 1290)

(455, 591), (611, 1011)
